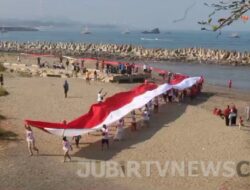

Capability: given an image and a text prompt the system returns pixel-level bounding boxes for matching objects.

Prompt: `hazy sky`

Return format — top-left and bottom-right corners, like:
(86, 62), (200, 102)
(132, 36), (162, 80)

(0, 0), (249, 31)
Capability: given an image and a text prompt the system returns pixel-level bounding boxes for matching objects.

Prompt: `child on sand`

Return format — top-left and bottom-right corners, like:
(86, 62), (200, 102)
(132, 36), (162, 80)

(239, 116), (244, 130)
(25, 124), (39, 156)
(62, 136), (73, 162)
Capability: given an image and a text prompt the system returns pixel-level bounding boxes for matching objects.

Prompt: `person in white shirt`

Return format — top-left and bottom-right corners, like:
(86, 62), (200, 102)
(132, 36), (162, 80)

(17, 55), (21, 62)
(114, 118), (125, 141)
(62, 136), (73, 162)
(143, 64), (147, 73)
(228, 109), (236, 126)
(25, 124), (39, 156)
(142, 109), (150, 127)
(97, 88), (107, 103)
(147, 100), (153, 112)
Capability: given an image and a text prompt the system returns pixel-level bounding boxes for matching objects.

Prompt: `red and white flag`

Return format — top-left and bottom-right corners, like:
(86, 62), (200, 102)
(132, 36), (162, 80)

(25, 75), (202, 137)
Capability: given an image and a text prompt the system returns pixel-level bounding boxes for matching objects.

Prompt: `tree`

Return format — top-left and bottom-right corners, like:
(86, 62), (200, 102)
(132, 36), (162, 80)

(199, 0), (250, 31)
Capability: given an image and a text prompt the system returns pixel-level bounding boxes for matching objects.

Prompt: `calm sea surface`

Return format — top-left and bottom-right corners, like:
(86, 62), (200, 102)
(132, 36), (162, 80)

(1, 29), (250, 90)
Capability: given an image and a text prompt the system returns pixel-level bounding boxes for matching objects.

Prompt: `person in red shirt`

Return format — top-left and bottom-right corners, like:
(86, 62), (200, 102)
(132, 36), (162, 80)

(224, 105), (230, 126)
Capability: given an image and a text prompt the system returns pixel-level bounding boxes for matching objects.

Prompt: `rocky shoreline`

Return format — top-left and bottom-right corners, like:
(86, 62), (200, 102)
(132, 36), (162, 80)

(0, 41), (249, 66)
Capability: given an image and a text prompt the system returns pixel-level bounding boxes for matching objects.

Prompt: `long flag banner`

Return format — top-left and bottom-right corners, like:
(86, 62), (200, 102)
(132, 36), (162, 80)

(25, 75), (202, 137)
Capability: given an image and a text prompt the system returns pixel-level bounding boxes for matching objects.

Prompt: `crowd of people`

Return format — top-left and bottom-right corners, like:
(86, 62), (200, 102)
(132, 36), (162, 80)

(213, 104), (250, 129)
(24, 70), (204, 161)
(34, 56), (152, 84)
(22, 55), (206, 161)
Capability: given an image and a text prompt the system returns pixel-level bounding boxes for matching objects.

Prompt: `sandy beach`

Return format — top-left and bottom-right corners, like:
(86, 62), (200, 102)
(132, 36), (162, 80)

(0, 55), (250, 190)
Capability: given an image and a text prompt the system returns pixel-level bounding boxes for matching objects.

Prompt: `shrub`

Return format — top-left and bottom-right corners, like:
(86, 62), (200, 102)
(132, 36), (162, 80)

(0, 87), (9, 96)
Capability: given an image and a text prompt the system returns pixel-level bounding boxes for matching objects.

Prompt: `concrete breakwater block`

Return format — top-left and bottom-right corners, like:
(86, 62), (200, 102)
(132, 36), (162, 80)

(3, 62), (10, 67)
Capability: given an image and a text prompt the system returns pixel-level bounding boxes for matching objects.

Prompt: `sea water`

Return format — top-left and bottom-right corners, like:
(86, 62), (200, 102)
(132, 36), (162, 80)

(0, 29), (250, 90)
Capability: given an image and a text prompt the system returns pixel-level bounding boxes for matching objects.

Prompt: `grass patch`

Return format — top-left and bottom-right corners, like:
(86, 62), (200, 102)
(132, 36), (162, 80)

(0, 114), (17, 140)
(0, 87), (9, 96)
(0, 128), (18, 140)
(0, 63), (6, 72)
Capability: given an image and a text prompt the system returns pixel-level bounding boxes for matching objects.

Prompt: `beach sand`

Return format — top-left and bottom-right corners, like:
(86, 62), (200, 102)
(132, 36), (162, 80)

(0, 56), (250, 190)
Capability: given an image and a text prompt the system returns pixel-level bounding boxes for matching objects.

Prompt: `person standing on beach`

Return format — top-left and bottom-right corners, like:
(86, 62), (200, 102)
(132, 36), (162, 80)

(65, 59), (69, 70)
(62, 136), (73, 162)
(147, 100), (153, 113)
(17, 55), (21, 63)
(0, 74), (3, 86)
(142, 109), (150, 127)
(85, 70), (91, 85)
(81, 60), (84, 71)
(37, 57), (41, 67)
(94, 70), (98, 81)
(101, 60), (105, 72)
(131, 110), (137, 131)
(168, 89), (174, 103)
(162, 91), (168, 103)
(96, 60), (99, 70)
(114, 118), (125, 141)
(25, 124), (39, 156)
(228, 80), (232, 89)
(232, 105), (238, 125)
(72, 135), (81, 148)
(224, 105), (230, 126)
(97, 89), (107, 103)
(239, 117), (244, 130)
(153, 97), (159, 113)
(143, 64), (147, 73)
(63, 80), (69, 98)
(59, 55), (63, 64)
(101, 124), (109, 150)
(246, 104), (250, 121)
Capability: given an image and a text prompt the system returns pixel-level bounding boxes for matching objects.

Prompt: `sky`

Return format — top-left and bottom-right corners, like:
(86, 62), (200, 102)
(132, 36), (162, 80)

(0, 0), (249, 31)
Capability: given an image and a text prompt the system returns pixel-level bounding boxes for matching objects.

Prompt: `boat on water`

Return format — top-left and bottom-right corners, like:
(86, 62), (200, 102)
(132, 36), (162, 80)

(122, 29), (130, 35)
(35, 25), (54, 31)
(81, 26), (91, 34)
(229, 33), (240, 38)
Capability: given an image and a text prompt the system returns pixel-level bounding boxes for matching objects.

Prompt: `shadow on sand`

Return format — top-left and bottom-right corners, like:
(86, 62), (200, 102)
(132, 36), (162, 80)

(72, 92), (215, 161)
